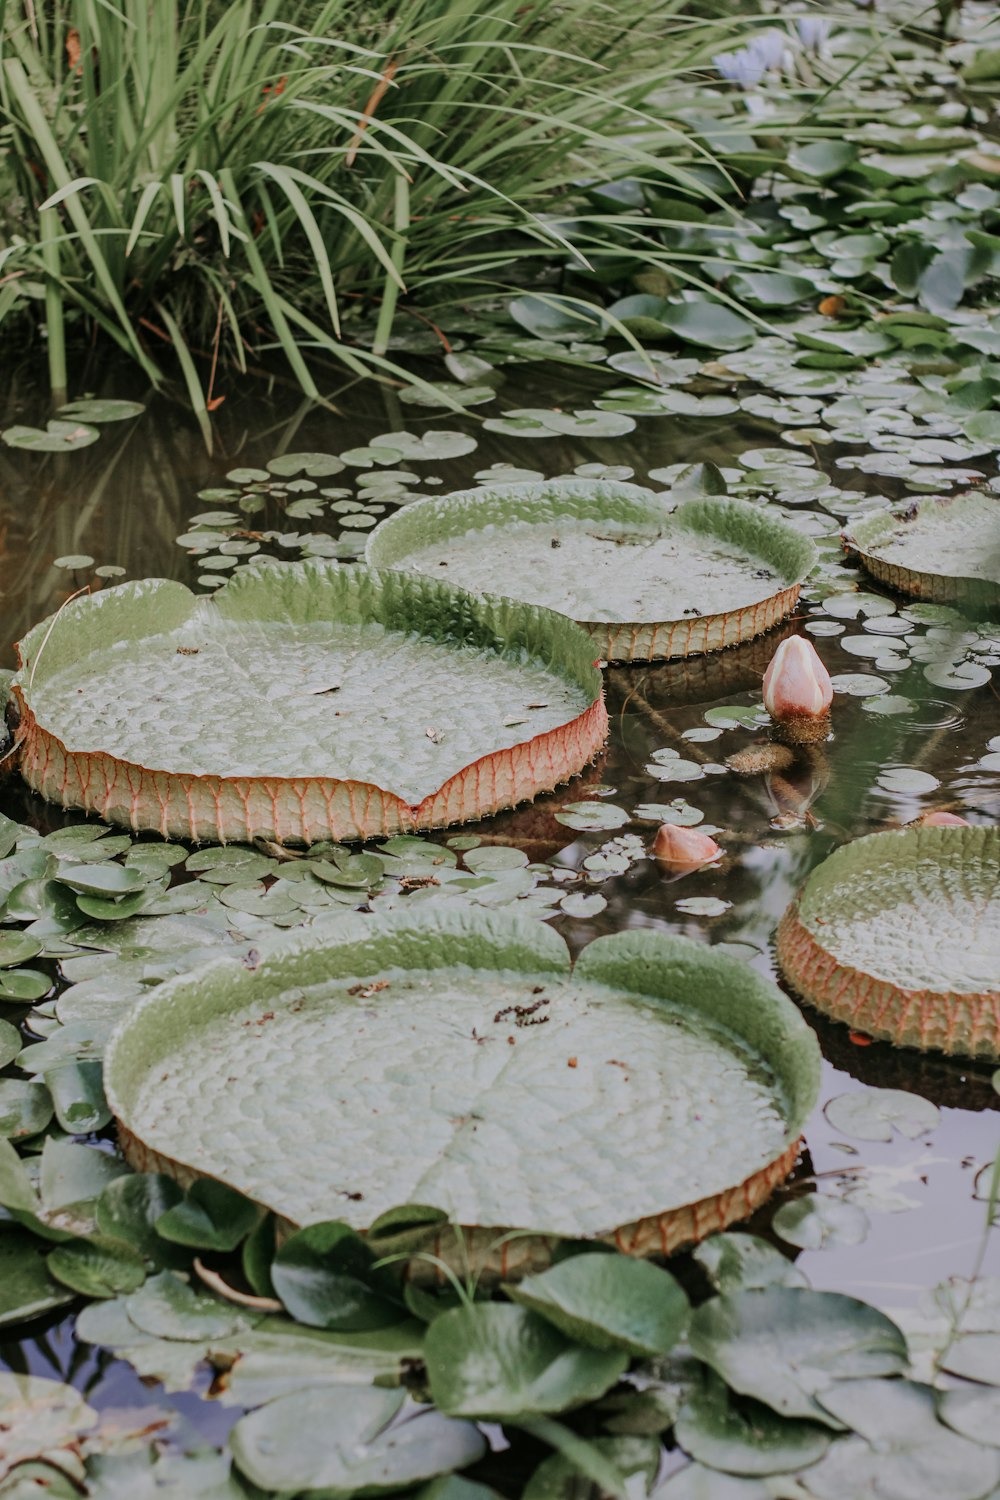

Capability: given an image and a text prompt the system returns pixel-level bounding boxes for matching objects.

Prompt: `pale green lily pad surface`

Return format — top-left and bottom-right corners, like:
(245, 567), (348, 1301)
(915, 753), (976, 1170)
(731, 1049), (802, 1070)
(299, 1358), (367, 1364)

(104, 909), (819, 1239)
(792, 827), (999, 995)
(14, 563), (603, 839)
(843, 493), (1000, 610)
(778, 827), (1000, 1057)
(367, 479), (816, 660)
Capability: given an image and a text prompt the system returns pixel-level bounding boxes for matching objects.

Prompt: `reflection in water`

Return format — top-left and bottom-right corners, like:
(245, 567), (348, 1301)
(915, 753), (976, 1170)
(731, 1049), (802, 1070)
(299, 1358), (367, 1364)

(0, 358), (997, 1439)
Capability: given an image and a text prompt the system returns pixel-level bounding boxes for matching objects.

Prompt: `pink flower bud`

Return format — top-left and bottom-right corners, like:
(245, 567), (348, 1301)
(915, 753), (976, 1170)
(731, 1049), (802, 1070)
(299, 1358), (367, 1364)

(913, 810), (970, 828)
(763, 637), (833, 725)
(652, 823), (722, 867)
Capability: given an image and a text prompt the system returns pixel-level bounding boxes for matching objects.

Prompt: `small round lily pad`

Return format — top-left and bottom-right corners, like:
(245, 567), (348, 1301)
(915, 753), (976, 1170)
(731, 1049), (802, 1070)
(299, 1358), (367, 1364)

(843, 493), (1000, 612)
(105, 908), (819, 1280)
(777, 826), (1000, 1058)
(13, 563), (605, 845)
(367, 479), (817, 662)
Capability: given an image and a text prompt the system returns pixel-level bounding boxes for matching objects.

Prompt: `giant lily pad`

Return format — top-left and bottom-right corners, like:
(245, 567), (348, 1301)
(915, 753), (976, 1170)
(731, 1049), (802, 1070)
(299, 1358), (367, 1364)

(843, 493), (1000, 612)
(13, 564), (605, 844)
(777, 826), (1000, 1057)
(104, 908), (819, 1279)
(366, 480), (816, 663)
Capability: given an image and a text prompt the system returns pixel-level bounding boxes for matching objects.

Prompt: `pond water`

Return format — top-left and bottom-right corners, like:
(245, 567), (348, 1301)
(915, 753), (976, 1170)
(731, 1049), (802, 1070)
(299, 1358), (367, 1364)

(0, 351), (998, 1478)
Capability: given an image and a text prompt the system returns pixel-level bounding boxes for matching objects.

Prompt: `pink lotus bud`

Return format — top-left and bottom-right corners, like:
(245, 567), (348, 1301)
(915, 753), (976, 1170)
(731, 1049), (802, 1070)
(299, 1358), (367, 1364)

(763, 638), (833, 745)
(652, 823), (722, 867)
(913, 810), (970, 828)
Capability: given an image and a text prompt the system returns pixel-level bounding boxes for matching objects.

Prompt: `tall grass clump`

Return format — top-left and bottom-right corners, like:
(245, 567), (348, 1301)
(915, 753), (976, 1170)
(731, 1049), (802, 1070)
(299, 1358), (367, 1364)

(0, 0), (726, 407)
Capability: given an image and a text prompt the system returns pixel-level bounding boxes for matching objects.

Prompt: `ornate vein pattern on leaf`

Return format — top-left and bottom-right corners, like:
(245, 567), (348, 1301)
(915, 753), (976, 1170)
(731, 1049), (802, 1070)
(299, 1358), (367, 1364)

(368, 481), (816, 660)
(113, 972), (787, 1236)
(26, 617), (583, 803)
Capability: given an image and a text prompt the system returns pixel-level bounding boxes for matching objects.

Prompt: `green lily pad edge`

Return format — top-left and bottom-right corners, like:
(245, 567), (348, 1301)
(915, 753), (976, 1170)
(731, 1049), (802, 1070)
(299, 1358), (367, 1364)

(104, 905), (820, 1278)
(12, 561), (606, 846)
(842, 492), (1000, 613)
(778, 825), (1000, 1059)
(366, 477), (818, 662)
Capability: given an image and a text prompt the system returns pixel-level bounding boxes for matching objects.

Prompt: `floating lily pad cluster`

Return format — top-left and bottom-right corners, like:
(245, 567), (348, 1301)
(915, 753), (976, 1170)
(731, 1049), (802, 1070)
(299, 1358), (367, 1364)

(2, 4), (1000, 1495)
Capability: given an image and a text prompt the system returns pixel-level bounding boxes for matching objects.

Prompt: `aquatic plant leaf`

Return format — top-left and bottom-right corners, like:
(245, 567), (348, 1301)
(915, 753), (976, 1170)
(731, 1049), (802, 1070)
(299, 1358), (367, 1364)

(95, 1173), (184, 1264)
(103, 910), (818, 1273)
(0, 1018), (20, 1067)
(155, 1178), (263, 1252)
(0, 1229), (76, 1328)
(56, 399), (144, 423)
(805, 1379), (1000, 1500)
(230, 1384), (486, 1495)
(772, 1194), (869, 1251)
(220, 1317), (425, 1407)
(938, 1383), (1000, 1447)
(522, 1435), (656, 1500)
(266, 451), (345, 477)
(727, 272), (814, 308)
(44, 1059), (110, 1133)
(938, 1332), (1000, 1385)
(58, 863), (149, 897)
(425, 1303), (627, 1419)
(688, 1288), (908, 1424)
(367, 478), (815, 663)
(777, 827), (1000, 1057)
(823, 1088), (940, 1143)
(675, 1369), (831, 1476)
(14, 563), (604, 844)
(2, 421), (100, 451)
(554, 801), (630, 830)
(653, 1467), (769, 1499)
(656, 300), (755, 351)
(843, 493), (1000, 611)
(692, 1233), (808, 1293)
(124, 1271), (251, 1341)
(40, 1139), (130, 1211)
(46, 1235), (147, 1298)
(270, 1221), (405, 1331)
(787, 140), (857, 178)
(506, 1252), (689, 1355)
(0, 1077), (53, 1138)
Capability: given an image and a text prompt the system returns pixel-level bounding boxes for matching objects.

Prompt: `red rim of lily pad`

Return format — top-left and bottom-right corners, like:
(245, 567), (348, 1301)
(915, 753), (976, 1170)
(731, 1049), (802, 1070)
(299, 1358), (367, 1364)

(842, 492), (1000, 612)
(777, 826), (1000, 1058)
(366, 478), (817, 663)
(12, 564), (607, 845)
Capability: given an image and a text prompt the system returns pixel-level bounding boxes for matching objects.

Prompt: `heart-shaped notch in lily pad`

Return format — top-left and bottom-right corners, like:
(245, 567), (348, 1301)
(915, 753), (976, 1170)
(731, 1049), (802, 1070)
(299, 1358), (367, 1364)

(103, 906), (820, 1281)
(777, 825), (1000, 1058)
(366, 479), (817, 663)
(842, 492), (1000, 613)
(13, 563), (606, 845)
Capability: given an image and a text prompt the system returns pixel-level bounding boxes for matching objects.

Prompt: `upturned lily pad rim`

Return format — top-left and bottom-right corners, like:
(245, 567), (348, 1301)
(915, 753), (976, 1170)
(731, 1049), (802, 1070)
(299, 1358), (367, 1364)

(365, 478), (818, 662)
(12, 563), (606, 845)
(777, 826), (1000, 1059)
(104, 906), (820, 1254)
(842, 493), (1000, 609)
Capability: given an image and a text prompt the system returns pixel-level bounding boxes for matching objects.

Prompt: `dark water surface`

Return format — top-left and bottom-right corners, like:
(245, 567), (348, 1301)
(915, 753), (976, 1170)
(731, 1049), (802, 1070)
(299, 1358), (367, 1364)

(1, 354), (997, 1436)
